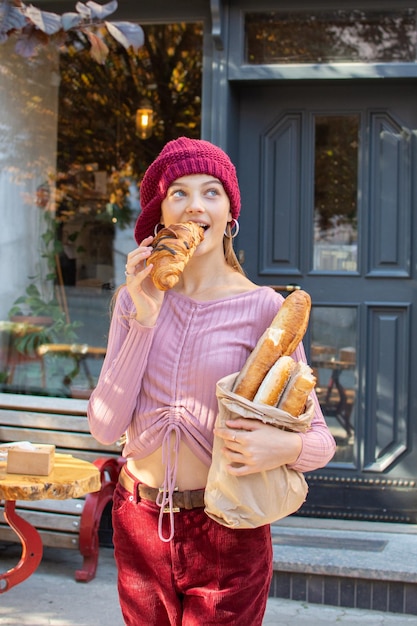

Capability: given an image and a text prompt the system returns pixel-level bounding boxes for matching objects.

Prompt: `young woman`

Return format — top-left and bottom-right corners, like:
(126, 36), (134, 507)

(87, 137), (336, 626)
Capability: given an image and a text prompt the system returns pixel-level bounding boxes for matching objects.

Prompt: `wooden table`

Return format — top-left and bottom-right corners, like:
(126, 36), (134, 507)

(37, 343), (106, 390)
(0, 453), (101, 593)
(0, 320), (47, 386)
(312, 357), (356, 436)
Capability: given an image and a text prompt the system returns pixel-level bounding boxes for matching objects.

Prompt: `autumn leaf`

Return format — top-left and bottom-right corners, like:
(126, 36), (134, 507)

(105, 21), (144, 52)
(74, 2), (91, 19)
(85, 0), (118, 20)
(61, 12), (83, 31)
(14, 28), (48, 57)
(0, 3), (27, 34)
(14, 33), (39, 57)
(24, 5), (62, 35)
(84, 29), (109, 64)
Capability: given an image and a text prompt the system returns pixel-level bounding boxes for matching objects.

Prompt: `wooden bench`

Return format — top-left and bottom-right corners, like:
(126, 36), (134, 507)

(0, 393), (124, 582)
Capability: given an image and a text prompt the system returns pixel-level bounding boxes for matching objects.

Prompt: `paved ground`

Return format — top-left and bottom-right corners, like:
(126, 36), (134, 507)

(1, 543), (416, 625)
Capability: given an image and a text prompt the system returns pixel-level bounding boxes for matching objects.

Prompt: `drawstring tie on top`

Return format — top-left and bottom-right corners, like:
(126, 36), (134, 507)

(156, 423), (181, 542)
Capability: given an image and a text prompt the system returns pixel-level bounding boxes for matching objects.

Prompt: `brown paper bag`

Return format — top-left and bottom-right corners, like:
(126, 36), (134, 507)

(204, 372), (314, 529)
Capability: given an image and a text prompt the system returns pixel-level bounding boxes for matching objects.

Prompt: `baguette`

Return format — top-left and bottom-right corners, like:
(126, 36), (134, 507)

(146, 221), (204, 290)
(277, 362), (316, 417)
(253, 356), (296, 406)
(277, 289), (312, 357)
(232, 290), (311, 400)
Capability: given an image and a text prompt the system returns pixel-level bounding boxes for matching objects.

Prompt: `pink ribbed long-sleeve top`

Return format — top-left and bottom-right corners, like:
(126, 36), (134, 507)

(88, 285), (335, 474)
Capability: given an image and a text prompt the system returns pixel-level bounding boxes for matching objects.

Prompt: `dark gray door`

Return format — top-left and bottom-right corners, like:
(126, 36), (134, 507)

(236, 80), (417, 522)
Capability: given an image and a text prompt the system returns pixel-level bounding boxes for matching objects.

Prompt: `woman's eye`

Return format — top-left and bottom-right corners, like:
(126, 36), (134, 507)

(171, 189), (186, 197)
(206, 188), (219, 196)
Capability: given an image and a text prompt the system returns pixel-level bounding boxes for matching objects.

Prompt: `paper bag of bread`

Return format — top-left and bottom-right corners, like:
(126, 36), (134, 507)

(204, 289), (316, 529)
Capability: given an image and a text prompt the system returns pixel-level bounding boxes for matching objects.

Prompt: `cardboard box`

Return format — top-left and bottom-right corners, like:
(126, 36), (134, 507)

(6, 444), (55, 476)
(339, 347), (356, 364)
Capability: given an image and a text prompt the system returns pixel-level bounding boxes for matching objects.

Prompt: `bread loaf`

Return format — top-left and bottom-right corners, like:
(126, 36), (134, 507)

(253, 356), (296, 407)
(274, 289), (312, 357)
(233, 290), (311, 400)
(277, 362), (316, 417)
(146, 221), (204, 290)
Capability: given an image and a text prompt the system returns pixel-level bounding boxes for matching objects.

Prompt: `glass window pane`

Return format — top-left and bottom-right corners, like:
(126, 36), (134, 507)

(245, 10), (417, 64)
(310, 307), (357, 464)
(0, 24), (202, 399)
(313, 115), (359, 272)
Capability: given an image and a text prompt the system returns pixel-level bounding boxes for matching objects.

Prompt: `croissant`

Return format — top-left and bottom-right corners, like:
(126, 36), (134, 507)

(146, 221), (205, 290)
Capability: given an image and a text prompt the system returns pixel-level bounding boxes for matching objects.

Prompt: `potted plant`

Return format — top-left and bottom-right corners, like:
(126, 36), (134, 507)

(8, 285), (81, 355)
(7, 181), (81, 356)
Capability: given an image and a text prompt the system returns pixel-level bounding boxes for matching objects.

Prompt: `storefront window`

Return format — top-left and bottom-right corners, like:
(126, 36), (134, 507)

(245, 9), (417, 64)
(310, 307), (357, 464)
(0, 23), (202, 399)
(313, 115), (359, 272)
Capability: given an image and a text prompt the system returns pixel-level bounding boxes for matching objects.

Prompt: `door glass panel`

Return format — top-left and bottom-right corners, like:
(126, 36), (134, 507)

(313, 115), (359, 272)
(310, 307), (357, 464)
(245, 10), (417, 64)
(0, 23), (202, 400)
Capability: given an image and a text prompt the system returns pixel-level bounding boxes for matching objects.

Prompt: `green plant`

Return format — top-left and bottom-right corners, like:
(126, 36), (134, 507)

(8, 183), (82, 355)
(8, 284), (81, 354)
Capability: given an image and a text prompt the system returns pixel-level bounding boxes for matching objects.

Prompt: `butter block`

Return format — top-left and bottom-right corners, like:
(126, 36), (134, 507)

(7, 444), (55, 476)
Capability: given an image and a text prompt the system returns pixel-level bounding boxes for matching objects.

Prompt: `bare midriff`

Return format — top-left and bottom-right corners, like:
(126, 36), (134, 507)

(126, 433), (208, 491)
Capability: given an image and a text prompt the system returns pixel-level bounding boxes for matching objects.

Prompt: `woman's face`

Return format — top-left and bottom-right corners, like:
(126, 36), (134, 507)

(160, 174), (232, 256)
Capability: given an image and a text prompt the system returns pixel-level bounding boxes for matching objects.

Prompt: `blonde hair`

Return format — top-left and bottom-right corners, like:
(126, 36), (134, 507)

(223, 227), (245, 275)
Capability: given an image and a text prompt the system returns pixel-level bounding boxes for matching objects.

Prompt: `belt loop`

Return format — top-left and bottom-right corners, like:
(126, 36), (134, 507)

(133, 479), (141, 504)
(122, 466), (141, 504)
(183, 490), (192, 510)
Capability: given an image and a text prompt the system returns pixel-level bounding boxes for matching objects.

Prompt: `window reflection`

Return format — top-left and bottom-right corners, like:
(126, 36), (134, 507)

(0, 24), (203, 399)
(245, 9), (417, 64)
(314, 115), (359, 272)
(310, 307), (357, 463)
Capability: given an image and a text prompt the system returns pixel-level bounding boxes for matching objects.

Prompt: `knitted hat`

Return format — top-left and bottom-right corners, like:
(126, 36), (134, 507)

(134, 137), (241, 244)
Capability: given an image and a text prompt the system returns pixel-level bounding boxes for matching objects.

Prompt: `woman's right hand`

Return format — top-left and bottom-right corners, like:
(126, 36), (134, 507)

(125, 236), (164, 326)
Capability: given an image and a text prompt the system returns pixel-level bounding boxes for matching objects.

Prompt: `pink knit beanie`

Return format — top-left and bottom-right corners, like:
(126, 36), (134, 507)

(134, 136), (241, 244)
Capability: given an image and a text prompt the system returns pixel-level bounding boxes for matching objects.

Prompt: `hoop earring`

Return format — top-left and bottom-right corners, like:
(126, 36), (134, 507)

(154, 222), (164, 236)
(224, 219), (240, 239)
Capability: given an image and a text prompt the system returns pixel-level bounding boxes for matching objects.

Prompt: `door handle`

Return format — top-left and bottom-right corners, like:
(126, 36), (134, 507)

(268, 284), (301, 293)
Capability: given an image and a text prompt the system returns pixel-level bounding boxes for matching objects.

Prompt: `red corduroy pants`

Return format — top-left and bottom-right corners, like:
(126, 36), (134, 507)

(112, 482), (273, 626)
